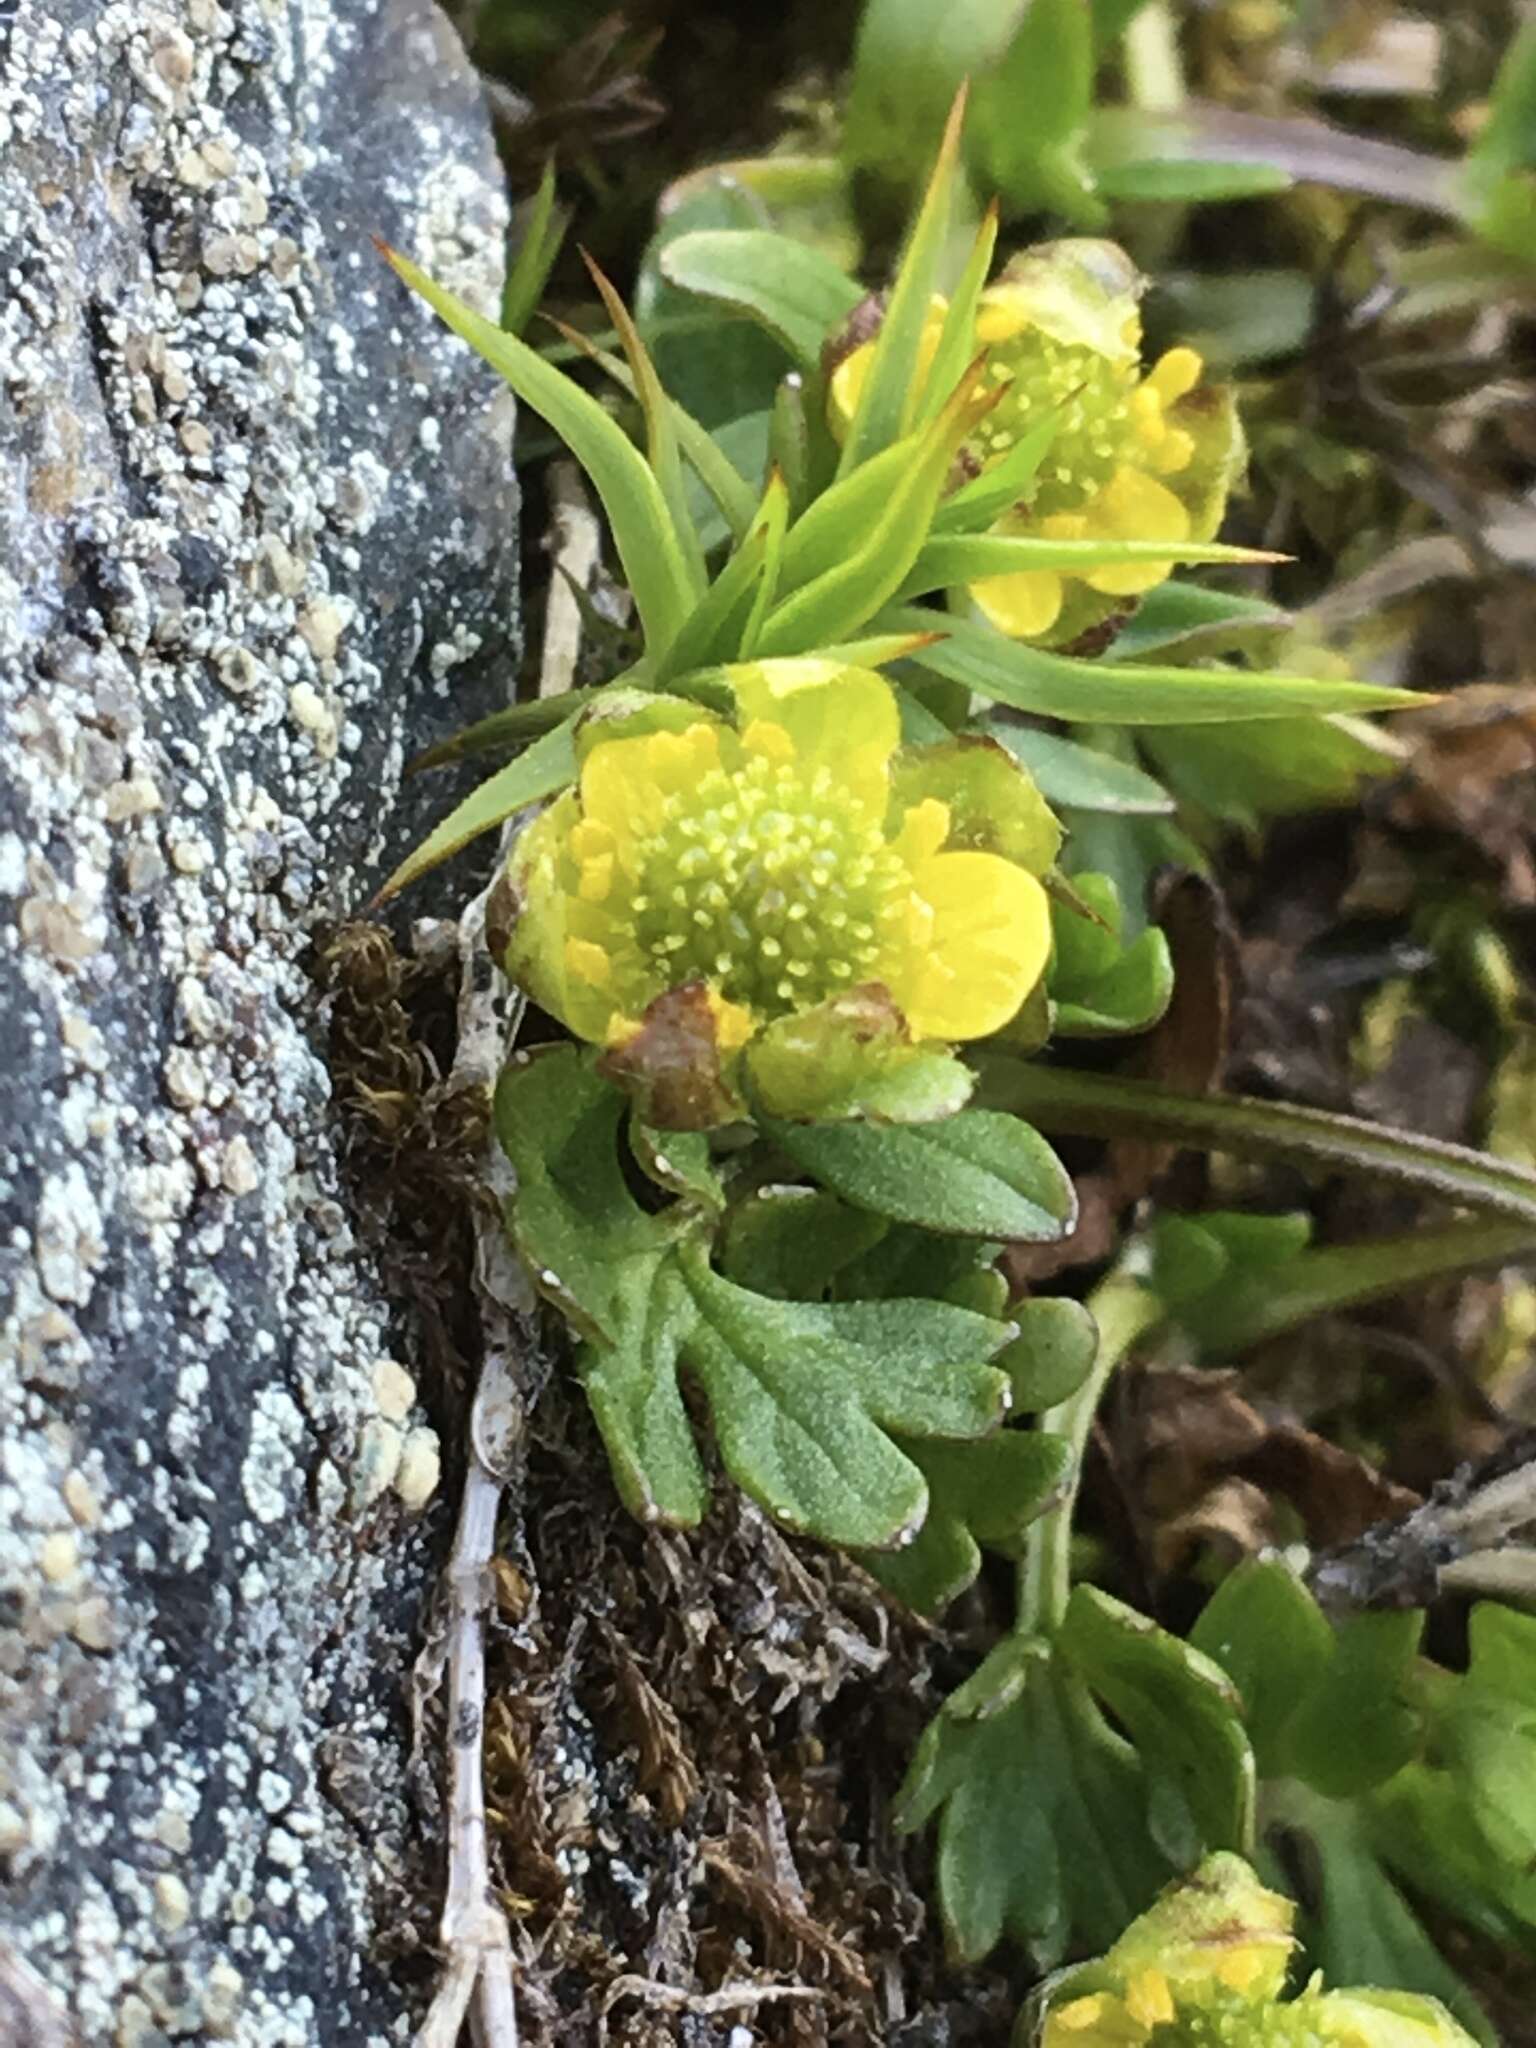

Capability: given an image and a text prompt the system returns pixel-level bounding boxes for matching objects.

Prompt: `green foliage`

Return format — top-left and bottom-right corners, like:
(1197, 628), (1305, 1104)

(1045, 871), (1173, 1038)
(1193, 1563), (1424, 1801)
(896, 1600), (1253, 1967)
(495, 1048), (1019, 1549)
(763, 1109), (1077, 1240)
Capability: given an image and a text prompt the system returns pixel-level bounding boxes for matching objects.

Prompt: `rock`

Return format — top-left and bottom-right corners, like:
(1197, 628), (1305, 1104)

(0, 0), (519, 2040)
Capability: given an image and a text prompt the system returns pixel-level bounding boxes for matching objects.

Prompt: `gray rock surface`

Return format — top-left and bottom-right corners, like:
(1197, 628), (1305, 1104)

(0, 0), (519, 2038)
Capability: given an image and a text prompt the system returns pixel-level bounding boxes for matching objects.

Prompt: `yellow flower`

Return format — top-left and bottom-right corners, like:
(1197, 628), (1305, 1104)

(966, 241), (1241, 646)
(504, 661), (1057, 1127)
(1033, 1857), (1479, 2048)
(827, 241), (1243, 649)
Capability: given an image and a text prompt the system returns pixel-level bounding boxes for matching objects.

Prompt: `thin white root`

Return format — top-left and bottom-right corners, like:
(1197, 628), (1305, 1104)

(416, 458), (601, 2048)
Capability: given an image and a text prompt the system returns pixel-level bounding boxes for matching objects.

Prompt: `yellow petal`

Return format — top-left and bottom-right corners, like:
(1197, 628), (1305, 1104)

(580, 733), (667, 845)
(569, 818), (616, 863)
(577, 852), (614, 904)
(895, 853), (1051, 1039)
(1080, 465), (1191, 597)
(1150, 426), (1195, 476)
(970, 567), (1065, 640)
(731, 660), (900, 808)
(646, 722), (720, 791)
(741, 718), (795, 763)
(706, 988), (756, 1052)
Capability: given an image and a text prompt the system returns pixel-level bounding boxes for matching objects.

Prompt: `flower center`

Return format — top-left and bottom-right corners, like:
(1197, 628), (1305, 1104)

(622, 752), (911, 1017)
(971, 333), (1138, 517)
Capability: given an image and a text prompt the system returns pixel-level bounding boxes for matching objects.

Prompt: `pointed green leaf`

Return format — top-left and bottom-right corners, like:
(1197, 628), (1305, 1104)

(1105, 580), (1288, 659)
(501, 157), (566, 336)
(759, 379), (993, 656)
(1096, 159), (1293, 203)
(931, 407), (1064, 534)
(582, 252), (709, 597)
(547, 317), (760, 545)
(658, 228), (863, 368)
(653, 470), (788, 681)
(382, 245), (698, 651)
(764, 1109), (1077, 1240)
(900, 533), (1279, 600)
(408, 688), (605, 772)
(377, 718), (578, 901)
(838, 85), (968, 474)
(914, 201), (997, 426)
(880, 605), (1424, 723)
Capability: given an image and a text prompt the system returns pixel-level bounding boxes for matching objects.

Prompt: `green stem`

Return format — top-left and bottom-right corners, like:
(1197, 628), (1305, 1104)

(974, 1058), (1536, 1230)
(1018, 1274), (1163, 1636)
(1182, 1218), (1536, 1354)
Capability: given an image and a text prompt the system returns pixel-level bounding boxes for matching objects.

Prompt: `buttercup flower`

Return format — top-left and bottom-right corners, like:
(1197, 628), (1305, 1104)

(1033, 1855), (1477, 2048)
(504, 661), (1058, 1127)
(829, 241), (1243, 648)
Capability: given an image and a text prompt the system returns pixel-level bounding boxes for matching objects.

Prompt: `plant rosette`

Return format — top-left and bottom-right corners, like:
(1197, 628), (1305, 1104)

(504, 658), (1059, 1128)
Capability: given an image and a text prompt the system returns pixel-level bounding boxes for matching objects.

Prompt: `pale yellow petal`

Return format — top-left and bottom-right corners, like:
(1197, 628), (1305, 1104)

(970, 567), (1065, 639)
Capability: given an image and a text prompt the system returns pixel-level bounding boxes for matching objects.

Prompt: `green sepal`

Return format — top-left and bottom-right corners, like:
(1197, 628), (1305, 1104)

(746, 984), (975, 1124)
(891, 734), (1062, 876)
